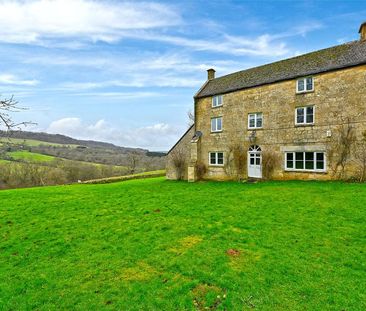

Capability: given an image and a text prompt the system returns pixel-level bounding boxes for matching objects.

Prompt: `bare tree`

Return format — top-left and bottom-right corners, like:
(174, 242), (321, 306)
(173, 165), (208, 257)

(262, 150), (279, 180)
(126, 152), (140, 174)
(328, 118), (356, 179)
(170, 148), (186, 180)
(0, 95), (34, 131)
(354, 131), (366, 182)
(187, 109), (194, 127)
(224, 143), (247, 181)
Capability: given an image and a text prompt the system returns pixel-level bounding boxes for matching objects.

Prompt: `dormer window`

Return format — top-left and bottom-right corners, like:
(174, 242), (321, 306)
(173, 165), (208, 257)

(212, 95), (223, 107)
(296, 77), (314, 93)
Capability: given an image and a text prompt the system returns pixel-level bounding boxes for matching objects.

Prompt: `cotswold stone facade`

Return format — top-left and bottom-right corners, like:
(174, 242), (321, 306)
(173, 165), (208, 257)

(166, 125), (195, 180)
(167, 23), (366, 181)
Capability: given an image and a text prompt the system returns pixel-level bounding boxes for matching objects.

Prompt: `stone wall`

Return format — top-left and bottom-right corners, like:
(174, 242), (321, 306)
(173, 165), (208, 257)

(166, 125), (195, 180)
(194, 64), (366, 181)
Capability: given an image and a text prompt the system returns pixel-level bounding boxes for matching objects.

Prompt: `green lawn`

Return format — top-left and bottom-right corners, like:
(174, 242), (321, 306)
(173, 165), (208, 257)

(0, 178), (365, 310)
(7, 150), (56, 162)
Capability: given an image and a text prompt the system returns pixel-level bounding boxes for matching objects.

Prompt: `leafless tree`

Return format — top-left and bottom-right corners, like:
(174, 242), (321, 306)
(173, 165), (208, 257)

(187, 109), (194, 127)
(224, 143), (247, 181)
(0, 95), (34, 131)
(170, 148), (186, 180)
(194, 161), (207, 181)
(127, 152), (140, 174)
(354, 131), (366, 182)
(262, 150), (279, 180)
(328, 118), (356, 179)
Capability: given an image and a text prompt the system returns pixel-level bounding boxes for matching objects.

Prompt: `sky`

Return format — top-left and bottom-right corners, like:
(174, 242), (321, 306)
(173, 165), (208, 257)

(0, 0), (365, 151)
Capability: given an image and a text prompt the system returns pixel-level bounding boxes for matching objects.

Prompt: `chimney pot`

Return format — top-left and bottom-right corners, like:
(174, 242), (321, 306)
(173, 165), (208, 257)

(359, 22), (366, 41)
(207, 68), (216, 80)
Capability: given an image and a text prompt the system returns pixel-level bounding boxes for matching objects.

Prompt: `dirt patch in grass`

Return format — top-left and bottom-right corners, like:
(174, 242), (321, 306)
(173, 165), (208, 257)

(121, 261), (157, 281)
(226, 249), (241, 256)
(192, 283), (226, 310)
(170, 235), (203, 254)
(228, 249), (261, 271)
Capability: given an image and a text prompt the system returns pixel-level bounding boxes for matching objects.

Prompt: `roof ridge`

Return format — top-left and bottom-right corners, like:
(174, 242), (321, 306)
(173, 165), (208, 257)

(211, 40), (358, 82)
(196, 39), (366, 98)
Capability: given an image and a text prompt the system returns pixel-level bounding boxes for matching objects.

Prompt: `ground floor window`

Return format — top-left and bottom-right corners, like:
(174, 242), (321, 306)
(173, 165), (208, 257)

(285, 151), (325, 172)
(209, 152), (224, 166)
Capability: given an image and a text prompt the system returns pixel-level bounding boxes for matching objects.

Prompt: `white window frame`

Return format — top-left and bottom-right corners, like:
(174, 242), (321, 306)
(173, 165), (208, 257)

(248, 112), (263, 129)
(211, 117), (223, 132)
(209, 152), (224, 166)
(296, 76), (314, 93)
(295, 106), (315, 125)
(285, 151), (326, 172)
(212, 95), (223, 108)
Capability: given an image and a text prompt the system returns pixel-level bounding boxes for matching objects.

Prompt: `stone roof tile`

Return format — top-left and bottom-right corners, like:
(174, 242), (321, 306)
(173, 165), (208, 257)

(195, 40), (366, 98)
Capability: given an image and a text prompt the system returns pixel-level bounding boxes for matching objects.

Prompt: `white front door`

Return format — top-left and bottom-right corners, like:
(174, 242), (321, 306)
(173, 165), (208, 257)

(248, 145), (262, 178)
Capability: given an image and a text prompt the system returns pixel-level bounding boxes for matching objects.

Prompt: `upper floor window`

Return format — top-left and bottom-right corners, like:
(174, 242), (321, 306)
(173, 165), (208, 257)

(296, 77), (314, 93)
(211, 117), (222, 132)
(209, 152), (224, 166)
(212, 95), (223, 107)
(248, 113), (263, 129)
(296, 106), (314, 125)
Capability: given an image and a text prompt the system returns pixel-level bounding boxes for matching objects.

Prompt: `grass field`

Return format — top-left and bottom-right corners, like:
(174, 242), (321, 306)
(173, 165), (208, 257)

(2, 150), (127, 171)
(7, 150), (56, 162)
(0, 137), (76, 147)
(0, 178), (365, 310)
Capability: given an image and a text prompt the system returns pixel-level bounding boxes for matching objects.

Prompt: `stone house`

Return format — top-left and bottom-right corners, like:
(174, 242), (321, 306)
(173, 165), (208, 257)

(167, 22), (366, 181)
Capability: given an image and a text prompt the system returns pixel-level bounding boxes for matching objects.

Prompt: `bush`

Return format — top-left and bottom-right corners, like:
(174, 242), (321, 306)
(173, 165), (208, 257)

(262, 151), (279, 180)
(195, 162), (207, 181)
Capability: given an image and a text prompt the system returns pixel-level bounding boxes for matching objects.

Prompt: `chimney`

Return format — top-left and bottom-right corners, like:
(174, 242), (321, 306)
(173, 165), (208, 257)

(207, 68), (216, 80)
(359, 22), (366, 41)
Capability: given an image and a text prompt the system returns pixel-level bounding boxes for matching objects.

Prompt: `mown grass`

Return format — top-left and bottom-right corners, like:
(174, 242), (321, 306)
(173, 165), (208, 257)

(0, 178), (365, 310)
(7, 151), (56, 162)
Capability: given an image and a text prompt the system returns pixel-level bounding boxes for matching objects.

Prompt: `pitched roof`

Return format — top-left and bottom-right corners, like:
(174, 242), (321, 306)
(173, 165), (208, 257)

(167, 124), (194, 155)
(359, 21), (366, 32)
(195, 40), (366, 98)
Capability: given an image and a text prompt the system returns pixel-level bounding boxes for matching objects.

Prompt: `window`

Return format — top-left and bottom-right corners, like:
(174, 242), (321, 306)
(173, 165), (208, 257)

(296, 106), (314, 125)
(211, 117), (222, 132)
(209, 152), (224, 166)
(285, 152), (325, 172)
(248, 113), (263, 129)
(212, 95), (223, 107)
(297, 77), (314, 93)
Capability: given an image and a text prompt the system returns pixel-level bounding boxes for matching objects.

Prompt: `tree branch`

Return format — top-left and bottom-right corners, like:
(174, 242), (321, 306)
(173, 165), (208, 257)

(0, 95), (36, 131)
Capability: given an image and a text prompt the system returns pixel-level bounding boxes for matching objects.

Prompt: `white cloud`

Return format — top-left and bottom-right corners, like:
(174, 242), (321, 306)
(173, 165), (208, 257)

(120, 31), (289, 57)
(0, 0), (181, 44)
(0, 0), (294, 57)
(0, 74), (39, 86)
(47, 117), (182, 150)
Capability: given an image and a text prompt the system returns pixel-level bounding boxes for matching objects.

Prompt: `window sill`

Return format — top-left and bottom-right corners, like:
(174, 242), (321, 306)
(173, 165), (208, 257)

(248, 127), (263, 130)
(284, 169), (327, 174)
(211, 131), (223, 134)
(295, 123), (314, 127)
(296, 90), (314, 95)
(211, 105), (223, 109)
(209, 164), (225, 167)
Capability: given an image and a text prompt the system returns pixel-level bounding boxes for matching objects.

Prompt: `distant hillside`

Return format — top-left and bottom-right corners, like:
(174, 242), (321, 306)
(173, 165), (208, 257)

(0, 130), (166, 189)
(0, 130), (149, 154)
